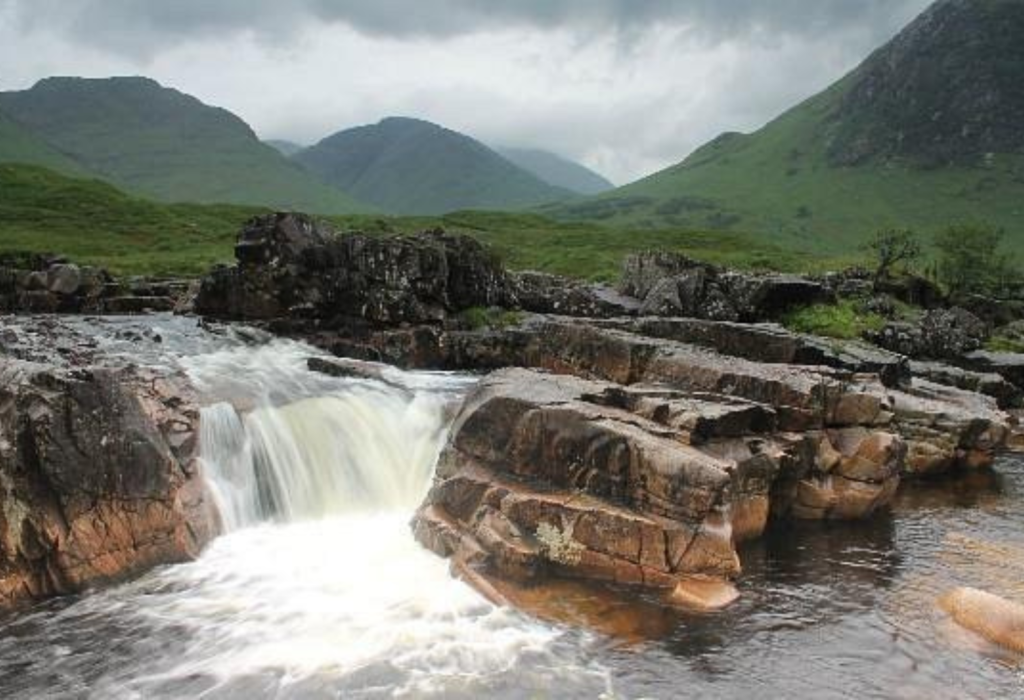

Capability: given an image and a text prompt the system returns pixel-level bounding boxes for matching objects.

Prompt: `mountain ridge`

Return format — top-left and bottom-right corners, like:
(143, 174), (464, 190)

(295, 116), (575, 215)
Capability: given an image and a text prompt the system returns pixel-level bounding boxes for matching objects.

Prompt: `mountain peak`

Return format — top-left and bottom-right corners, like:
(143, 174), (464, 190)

(827, 0), (1024, 166)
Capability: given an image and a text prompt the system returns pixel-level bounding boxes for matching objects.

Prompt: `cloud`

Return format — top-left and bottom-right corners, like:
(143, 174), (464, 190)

(0, 0), (933, 183)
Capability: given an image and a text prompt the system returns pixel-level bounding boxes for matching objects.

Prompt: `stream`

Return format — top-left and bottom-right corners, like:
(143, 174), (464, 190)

(0, 316), (1021, 699)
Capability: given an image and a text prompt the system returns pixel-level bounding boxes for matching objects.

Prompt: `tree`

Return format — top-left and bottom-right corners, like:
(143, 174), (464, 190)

(866, 228), (921, 285)
(933, 224), (1020, 298)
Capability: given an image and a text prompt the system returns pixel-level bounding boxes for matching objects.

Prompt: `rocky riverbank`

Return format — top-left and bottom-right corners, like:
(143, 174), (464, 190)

(1, 211), (1022, 614)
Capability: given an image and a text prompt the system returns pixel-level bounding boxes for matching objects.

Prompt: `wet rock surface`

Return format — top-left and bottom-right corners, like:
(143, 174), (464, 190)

(0, 318), (217, 610)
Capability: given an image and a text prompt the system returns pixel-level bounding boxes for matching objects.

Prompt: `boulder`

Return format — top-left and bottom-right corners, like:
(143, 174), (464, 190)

(0, 357), (217, 610)
(620, 251), (832, 322)
(960, 350), (1024, 390)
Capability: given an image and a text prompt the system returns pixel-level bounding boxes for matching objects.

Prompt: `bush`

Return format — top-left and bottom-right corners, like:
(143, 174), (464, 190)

(933, 224), (1021, 297)
(782, 300), (887, 340)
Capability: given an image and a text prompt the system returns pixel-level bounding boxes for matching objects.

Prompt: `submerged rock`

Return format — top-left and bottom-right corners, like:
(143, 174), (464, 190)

(939, 587), (1024, 654)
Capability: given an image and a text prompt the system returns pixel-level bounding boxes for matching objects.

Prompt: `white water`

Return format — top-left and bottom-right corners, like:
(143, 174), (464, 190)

(0, 320), (611, 699)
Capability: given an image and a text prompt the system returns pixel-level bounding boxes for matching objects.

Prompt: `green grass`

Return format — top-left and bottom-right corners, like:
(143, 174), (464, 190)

(781, 300), (887, 340)
(0, 164), (855, 280)
(457, 306), (525, 330)
(986, 335), (1024, 354)
(0, 164), (261, 276)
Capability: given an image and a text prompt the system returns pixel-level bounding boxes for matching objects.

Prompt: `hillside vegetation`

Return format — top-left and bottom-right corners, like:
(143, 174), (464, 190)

(551, 0), (1024, 255)
(0, 164), (849, 279)
(295, 117), (575, 215)
(0, 77), (369, 214)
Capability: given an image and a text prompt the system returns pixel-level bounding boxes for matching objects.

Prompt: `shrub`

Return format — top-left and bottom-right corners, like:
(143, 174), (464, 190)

(865, 228), (921, 284)
(782, 300), (887, 340)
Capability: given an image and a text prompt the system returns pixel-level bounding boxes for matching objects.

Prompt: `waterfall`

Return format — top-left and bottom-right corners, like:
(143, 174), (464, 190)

(182, 337), (469, 530)
(200, 388), (452, 530)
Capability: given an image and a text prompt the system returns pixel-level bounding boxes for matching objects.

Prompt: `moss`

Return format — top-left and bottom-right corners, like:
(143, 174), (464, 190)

(457, 306), (525, 331)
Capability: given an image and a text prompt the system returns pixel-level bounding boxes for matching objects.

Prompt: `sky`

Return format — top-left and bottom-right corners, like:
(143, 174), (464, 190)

(0, 0), (933, 184)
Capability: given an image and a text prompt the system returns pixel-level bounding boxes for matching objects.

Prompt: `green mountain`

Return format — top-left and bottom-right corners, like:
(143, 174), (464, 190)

(265, 139), (305, 157)
(0, 108), (86, 174)
(294, 116), (575, 215)
(553, 0), (1024, 254)
(496, 147), (613, 195)
(0, 77), (368, 214)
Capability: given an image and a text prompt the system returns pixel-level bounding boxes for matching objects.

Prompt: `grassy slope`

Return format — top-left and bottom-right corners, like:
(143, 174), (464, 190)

(0, 77), (369, 215)
(0, 164), (261, 276)
(553, 80), (1024, 255)
(0, 111), (88, 174)
(295, 117), (575, 215)
(0, 164), (853, 280)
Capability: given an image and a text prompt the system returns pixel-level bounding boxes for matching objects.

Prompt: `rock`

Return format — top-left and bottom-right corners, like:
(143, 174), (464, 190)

(889, 379), (1010, 476)
(910, 360), (1021, 409)
(960, 350), (1024, 390)
(870, 308), (988, 360)
(668, 577), (740, 611)
(595, 317), (911, 388)
(938, 587), (1024, 654)
(235, 211), (330, 266)
(0, 356), (217, 610)
(414, 367), (906, 600)
(620, 251), (832, 322)
(511, 271), (639, 317)
(46, 263), (82, 295)
(196, 215), (512, 324)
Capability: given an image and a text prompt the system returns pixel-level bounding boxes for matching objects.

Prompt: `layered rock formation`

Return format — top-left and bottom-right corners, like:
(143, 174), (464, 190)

(0, 319), (217, 610)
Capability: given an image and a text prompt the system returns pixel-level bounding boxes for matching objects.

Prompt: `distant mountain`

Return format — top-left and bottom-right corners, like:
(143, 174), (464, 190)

(553, 0), (1024, 254)
(496, 147), (613, 195)
(294, 117), (574, 215)
(0, 77), (369, 214)
(265, 139), (305, 157)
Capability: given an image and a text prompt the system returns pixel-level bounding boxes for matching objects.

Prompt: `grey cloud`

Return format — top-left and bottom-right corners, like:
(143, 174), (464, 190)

(6, 0), (931, 57)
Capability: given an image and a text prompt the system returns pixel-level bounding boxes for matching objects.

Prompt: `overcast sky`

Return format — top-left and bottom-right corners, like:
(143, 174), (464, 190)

(0, 0), (932, 184)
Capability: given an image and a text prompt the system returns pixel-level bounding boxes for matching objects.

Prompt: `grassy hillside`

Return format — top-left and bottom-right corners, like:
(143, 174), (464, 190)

(0, 110), (87, 174)
(496, 147), (613, 195)
(295, 117), (575, 215)
(0, 77), (369, 214)
(551, 0), (1024, 255)
(0, 164), (850, 280)
(0, 164), (260, 275)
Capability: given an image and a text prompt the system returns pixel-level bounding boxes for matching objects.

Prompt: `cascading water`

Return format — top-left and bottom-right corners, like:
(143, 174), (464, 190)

(0, 317), (612, 699)
(2, 315), (1023, 699)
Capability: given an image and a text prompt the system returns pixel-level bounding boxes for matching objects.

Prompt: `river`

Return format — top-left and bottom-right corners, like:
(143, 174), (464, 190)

(0, 316), (1020, 698)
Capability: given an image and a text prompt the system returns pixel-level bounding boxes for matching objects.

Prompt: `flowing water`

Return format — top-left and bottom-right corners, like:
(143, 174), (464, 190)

(0, 315), (1022, 699)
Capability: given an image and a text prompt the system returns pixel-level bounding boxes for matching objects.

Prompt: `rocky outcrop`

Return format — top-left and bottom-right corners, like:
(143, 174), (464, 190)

(196, 213), (642, 325)
(910, 360), (1021, 409)
(0, 327), (217, 610)
(414, 368), (904, 604)
(196, 214), (512, 324)
(869, 308), (988, 360)
(0, 252), (191, 315)
(620, 251), (832, 322)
